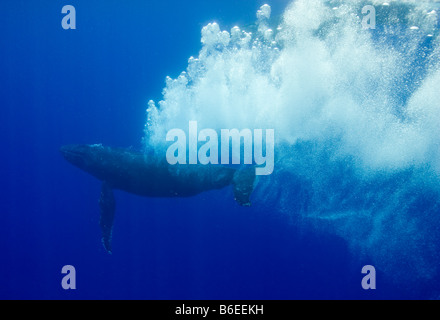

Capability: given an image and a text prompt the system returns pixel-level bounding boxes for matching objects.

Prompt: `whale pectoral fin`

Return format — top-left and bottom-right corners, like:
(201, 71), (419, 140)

(232, 166), (256, 207)
(99, 181), (115, 254)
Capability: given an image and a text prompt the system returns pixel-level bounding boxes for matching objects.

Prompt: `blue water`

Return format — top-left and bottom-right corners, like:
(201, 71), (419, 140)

(1, 0), (440, 299)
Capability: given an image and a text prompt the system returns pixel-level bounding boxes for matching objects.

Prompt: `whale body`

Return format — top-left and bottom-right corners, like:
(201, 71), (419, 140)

(60, 144), (255, 253)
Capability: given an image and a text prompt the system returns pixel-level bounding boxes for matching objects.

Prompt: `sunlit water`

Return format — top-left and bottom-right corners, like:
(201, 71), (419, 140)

(144, 0), (440, 286)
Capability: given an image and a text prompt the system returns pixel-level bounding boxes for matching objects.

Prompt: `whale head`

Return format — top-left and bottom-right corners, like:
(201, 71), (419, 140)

(60, 144), (110, 179)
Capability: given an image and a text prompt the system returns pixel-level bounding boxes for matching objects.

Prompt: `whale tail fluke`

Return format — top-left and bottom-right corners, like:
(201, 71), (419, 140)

(99, 181), (115, 254)
(232, 166), (256, 207)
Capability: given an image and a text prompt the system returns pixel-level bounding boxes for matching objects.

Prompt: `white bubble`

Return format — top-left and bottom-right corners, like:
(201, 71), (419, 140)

(264, 29), (273, 41)
(257, 4), (271, 20)
(144, 0), (440, 284)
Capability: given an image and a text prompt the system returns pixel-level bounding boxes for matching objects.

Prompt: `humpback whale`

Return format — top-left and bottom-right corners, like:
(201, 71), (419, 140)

(60, 144), (255, 253)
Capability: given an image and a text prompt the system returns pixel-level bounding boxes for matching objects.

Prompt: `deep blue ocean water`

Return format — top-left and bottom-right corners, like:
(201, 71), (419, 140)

(1, 0), (440, 300)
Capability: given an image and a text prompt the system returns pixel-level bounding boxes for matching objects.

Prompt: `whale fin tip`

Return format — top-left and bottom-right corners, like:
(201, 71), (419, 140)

(99, 181), (115, 254)
(232, 166), (256, 207)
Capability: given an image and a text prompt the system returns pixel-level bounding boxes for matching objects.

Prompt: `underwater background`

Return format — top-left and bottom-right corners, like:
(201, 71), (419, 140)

(1, 0), (440, 299)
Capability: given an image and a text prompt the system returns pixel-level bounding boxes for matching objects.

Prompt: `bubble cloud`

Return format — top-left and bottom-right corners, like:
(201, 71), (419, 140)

(144, 0), (440, 287)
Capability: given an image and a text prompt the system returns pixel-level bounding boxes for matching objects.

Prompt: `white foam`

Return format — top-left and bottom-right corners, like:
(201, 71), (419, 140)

(257, 4), (271, 20)
(145, 0), (440, 173)
(143, 0), (440, 284)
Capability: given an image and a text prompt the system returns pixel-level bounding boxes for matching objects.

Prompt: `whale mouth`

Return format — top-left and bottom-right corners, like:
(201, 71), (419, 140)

(60, 144), (88, 165)
(60, 145), (82, 157)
